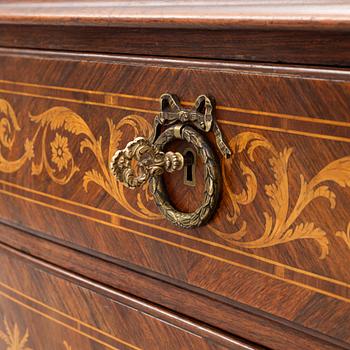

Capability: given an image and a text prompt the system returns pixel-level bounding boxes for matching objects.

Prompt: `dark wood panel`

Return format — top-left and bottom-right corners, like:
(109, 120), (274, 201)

(1, 0), (349, 66)
(0, 240), (256, 350)
(0, 221), (344, 350)
(0, 24), (349, 67)
(0, 50), (349, 347)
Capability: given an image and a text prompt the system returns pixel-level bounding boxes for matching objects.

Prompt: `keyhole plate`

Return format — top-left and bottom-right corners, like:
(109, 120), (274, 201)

(183, 148), (196, 187)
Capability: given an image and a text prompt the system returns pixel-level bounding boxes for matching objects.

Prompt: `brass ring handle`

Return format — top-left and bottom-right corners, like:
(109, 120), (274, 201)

(151, 124), (220, 228)
(110, 93), (231, 228)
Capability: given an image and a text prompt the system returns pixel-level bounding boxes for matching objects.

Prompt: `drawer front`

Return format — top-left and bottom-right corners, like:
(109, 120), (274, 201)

(0, 49), (349, 346)
(0, 241), (247, 350)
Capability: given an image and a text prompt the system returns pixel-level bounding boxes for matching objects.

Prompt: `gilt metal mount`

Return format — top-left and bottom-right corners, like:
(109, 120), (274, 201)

(110, 93), (231, 228)
(151, 94), (231, 159)
(111, 136), (184, 189)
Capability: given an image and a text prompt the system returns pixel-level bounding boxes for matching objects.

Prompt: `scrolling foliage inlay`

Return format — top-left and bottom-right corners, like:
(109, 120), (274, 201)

(0, 317), (32, 350)
(0, 317), (74, 349)
(1, 98), (350, 259)
(209, 132), (350, 259)
(0, 98), (160, 220)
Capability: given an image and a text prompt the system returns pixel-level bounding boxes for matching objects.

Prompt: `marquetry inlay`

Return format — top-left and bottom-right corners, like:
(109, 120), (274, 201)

(1, 97), (350, 260)
(0, 317), (31, 350)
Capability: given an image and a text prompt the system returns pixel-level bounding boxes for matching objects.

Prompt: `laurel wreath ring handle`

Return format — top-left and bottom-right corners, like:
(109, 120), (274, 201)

(150, 124), (221, 228)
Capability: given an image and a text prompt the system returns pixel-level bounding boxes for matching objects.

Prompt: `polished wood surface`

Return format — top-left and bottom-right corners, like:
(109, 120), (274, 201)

(0, 48), (349, 348)
(0, 0), (350, 30)
(0, 1), (349, 66)
(0, 25), (349, 67)
(0, 221), (342, 350)
(0, 237), (256, 350)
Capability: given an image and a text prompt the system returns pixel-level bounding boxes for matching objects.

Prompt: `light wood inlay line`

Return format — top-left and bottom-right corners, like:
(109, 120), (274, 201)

(0, 178), (349, 290)
(0, 288), (127, 350)
(0, 280), (141, 350)
(0, 188), (348, 303)
(219, 120), (350, 143)
(1, 88), (350, 143)
(1, 79), (350, 129)
(0, 79), (160, 102)
(0, 89), (159, 115)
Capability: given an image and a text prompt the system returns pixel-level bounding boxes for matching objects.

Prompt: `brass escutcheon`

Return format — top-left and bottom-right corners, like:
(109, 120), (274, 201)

(110, 94), (231, 228)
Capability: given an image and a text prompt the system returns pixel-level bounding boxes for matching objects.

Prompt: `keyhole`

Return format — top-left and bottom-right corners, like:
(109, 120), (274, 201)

(183, 149), (196, 186)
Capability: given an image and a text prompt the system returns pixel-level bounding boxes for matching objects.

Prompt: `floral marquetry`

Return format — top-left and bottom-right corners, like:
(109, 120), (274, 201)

(0, 97), (350, 259)
(50, 133), (72, 172)
(209, 132), (350, 259)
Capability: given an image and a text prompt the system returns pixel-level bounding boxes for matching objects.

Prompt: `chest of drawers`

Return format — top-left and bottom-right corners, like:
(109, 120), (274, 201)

(0, 2), (349, 349)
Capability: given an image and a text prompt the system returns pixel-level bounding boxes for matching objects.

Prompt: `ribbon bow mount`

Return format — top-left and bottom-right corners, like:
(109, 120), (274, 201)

(150, 93), (231, 159)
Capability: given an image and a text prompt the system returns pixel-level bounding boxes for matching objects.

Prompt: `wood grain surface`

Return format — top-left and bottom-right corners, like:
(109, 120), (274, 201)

(0, 1), (349, 66)
(0, 24), (349, 67)
(0, 49), (349, 348)
(0, 238), (258, 350)
(0, 221), (344, 350)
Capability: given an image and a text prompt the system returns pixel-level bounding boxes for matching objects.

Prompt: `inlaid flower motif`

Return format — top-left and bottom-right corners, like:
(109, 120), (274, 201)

(0, 317), (32, 350)
(50, 133), (72, 171)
